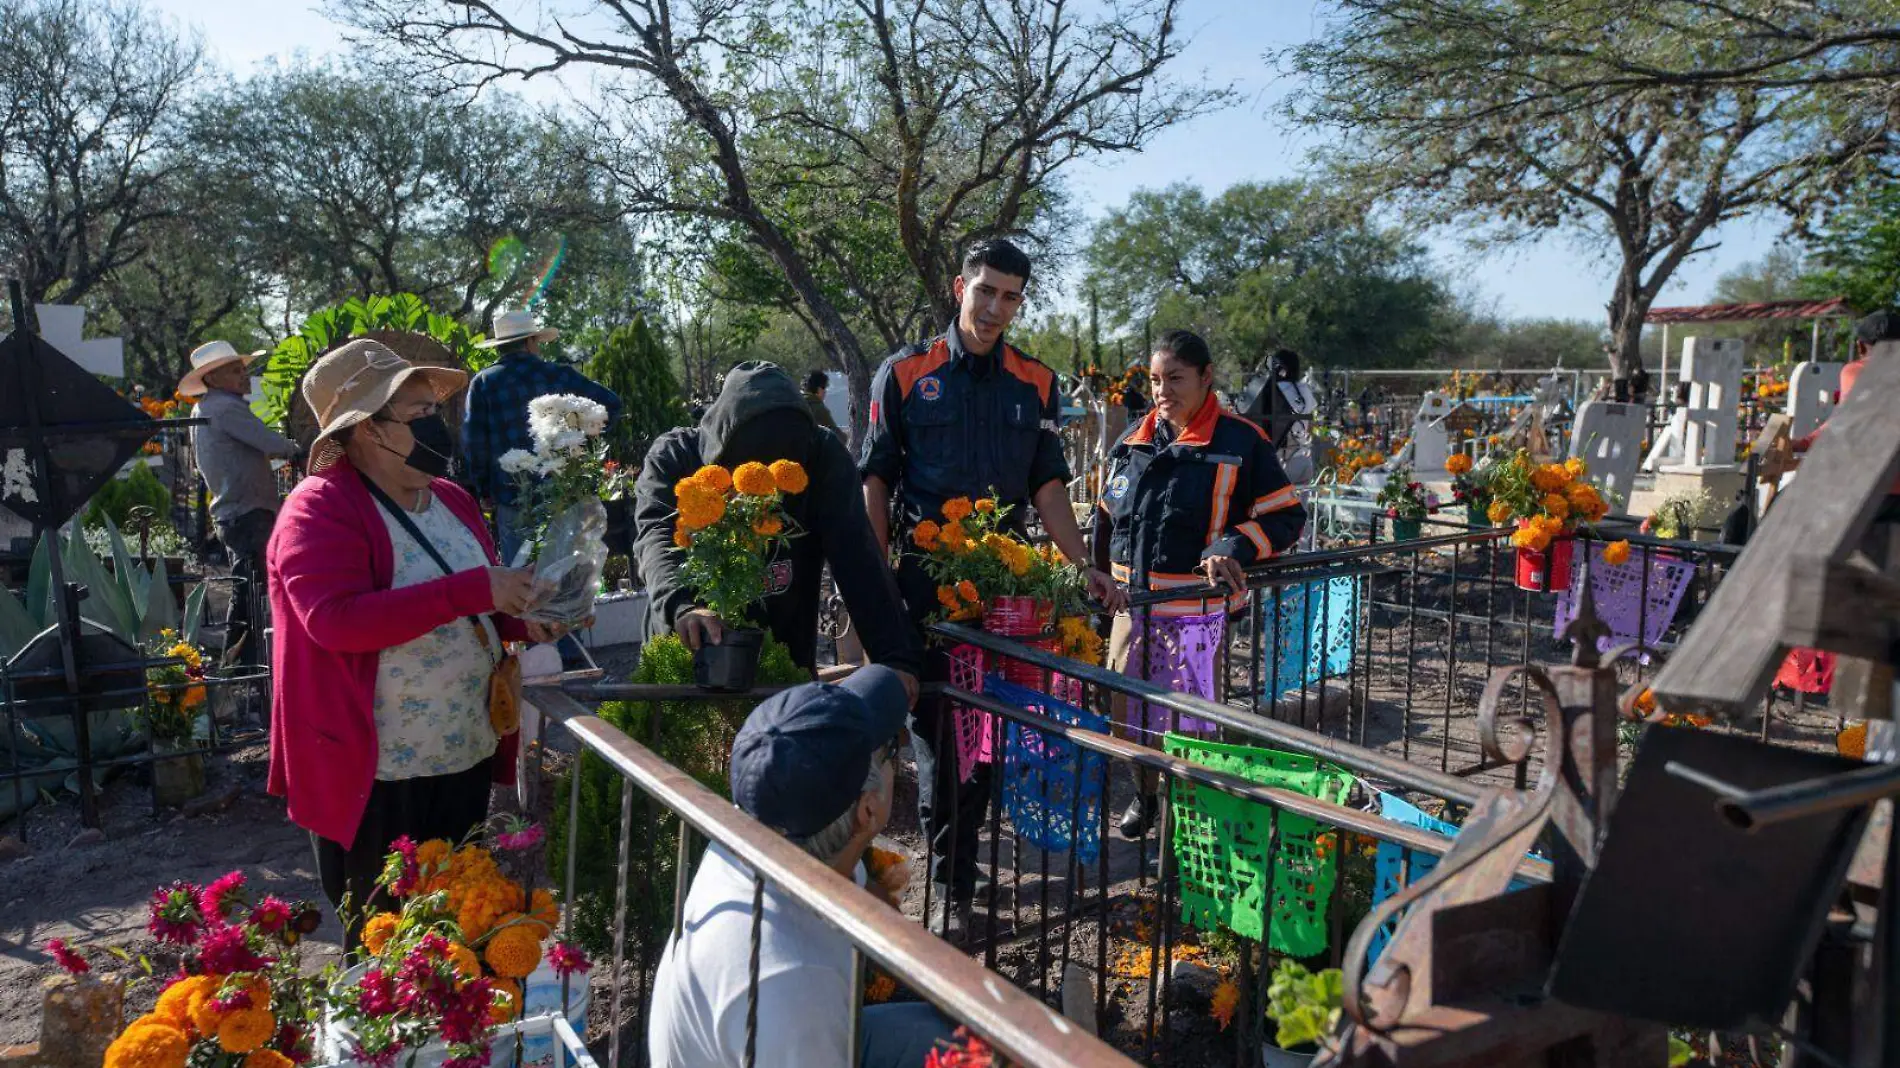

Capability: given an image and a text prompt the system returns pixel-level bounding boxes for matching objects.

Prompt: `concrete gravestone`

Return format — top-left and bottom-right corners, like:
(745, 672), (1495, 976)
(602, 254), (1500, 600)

(33, 304), (124, 378)
(1405, 391), (1453, 477)
(1665, 337), (1744, 473)
(1786, 361), (1843, 440)
(1570, 401), (1647, 505)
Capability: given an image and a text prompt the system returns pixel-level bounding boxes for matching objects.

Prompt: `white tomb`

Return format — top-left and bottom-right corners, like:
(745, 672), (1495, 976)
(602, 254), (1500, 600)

(1570, 400), (1647, 506)
(1661, 337), (1743, 473)
(1403, 390), (1453, 478)
(31, 303), (124, 378)
(1785, 361), (1843, 440)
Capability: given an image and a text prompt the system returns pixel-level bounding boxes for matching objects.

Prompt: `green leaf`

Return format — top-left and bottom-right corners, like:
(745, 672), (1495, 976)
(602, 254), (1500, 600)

(26, 530), (52, 627)
(182, 582), (206, 645)
(1668, 1035), (1694, 1067)
(103, 516), (143, 613)
(0, 582), (40, 658)
(140, 556), (178, 641)
(63, 527), (134, 641)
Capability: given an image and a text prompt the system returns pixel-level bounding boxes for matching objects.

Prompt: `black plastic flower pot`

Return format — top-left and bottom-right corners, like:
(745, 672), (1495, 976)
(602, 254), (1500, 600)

(693, 627), (765, 692)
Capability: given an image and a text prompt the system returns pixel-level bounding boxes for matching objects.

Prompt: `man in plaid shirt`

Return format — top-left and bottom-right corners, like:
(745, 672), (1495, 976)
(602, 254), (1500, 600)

(461, 308), (623, 562)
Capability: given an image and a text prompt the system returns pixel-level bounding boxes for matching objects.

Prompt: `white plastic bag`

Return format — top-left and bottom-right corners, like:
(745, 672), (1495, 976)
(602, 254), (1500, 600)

(513, 498), (608, 625)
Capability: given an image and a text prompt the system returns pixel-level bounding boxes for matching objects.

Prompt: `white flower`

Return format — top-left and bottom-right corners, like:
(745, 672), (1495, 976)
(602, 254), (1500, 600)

(528, 395), (610, 450)
(498, 448), (537, 475)
(533, 453), (566, 477)
(1, 448), (35, 503)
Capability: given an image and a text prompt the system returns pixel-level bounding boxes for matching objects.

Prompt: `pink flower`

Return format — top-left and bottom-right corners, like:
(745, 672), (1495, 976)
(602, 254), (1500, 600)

(208, 982), (254, 1013)
(199, 871), (246, 922)
(46, 938), (89, 976)
(493, 822), (544, 851)
(249, 896), (293, 934)
(351, 1042), (401, 1068)
(357, 969), (400, 1017)
(148, 882), (206, 946)
(197, 924), (271, 975)
(380, 836), (420, 897)
(438, 977), (492, 1045)
(547, 941), (591, 977)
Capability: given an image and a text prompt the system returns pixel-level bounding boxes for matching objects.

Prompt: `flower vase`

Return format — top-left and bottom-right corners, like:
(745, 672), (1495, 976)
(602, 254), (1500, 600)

(320, 959), (590, 1068)
(1390, 516), (1423, 541)
(693, 627), (765, 692)
(1514, 536), (1575, 592)
(1465, 497), (1493, 527)
(151, 738), (205, 807)
(983, 596), (1058, 691)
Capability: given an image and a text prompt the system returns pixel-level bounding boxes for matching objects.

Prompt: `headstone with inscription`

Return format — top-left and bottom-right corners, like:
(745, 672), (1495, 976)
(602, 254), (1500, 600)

(1570, 400), (1647, 505)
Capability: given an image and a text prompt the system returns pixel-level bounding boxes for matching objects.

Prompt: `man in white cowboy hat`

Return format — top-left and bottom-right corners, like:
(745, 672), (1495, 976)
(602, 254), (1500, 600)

(180, 339), (298, 667)
(461, 307), (622, 563)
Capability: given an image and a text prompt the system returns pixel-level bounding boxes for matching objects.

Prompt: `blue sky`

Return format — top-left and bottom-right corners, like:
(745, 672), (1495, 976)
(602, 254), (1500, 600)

(153, 0), (1784, 326)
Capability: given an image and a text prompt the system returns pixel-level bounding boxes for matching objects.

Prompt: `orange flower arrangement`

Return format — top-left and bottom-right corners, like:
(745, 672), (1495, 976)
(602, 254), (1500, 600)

(1488, 450), (1611, 552)
(671, 461), (808, 626)
(912, 495), (1084, 625)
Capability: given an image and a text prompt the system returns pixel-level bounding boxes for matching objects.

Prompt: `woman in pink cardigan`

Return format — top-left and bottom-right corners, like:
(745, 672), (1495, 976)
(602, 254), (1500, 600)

(267, 339), (564, 935)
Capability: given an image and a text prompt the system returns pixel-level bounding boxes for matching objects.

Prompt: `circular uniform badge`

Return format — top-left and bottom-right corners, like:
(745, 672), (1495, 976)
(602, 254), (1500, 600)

(918, 376), (943, 401)
(1107, 473), (1130, 500)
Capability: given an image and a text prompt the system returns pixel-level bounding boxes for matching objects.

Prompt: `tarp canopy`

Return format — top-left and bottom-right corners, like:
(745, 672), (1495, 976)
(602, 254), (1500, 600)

(1645, 298), (1855, 325)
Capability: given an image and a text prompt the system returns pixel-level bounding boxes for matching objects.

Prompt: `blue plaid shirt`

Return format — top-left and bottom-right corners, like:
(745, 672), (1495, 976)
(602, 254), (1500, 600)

(461, 351), (623, 505)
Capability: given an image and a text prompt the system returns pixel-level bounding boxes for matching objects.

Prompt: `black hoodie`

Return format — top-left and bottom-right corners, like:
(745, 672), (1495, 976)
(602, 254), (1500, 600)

(633, 362), (922, 676)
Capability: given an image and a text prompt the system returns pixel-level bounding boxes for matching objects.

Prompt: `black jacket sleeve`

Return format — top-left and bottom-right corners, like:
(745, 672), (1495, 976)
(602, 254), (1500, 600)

(632, 430), (704, 635)
(1202, 428), (1307, 565)
(811, 432), (924, 677)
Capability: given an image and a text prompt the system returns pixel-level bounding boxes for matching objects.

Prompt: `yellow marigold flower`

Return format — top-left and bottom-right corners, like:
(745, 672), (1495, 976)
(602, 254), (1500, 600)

(752, 515), (784, 536)
(942, 497), (973, 522)
(1601, 539), (1631, 566)
(104, 1021), (190, 1068)
(153, 976), (210, 1030)
(693, 465), (733, 494)
(974, 498), (996, 513)
(1444, 453), (1473, 475)
(448, 943), (482, 981)
(485, 922), (544, 979)
(956, 580), (980, 603)
(1563, 457), (1587, 478)
(1486, 499), (1512, 524)
(678, 490), (726, 531)
(361, 912), (400, 957)
(911, 520), (941, 550)
(936, 585), (960, 612)
(185, 978), (230, 1035)
(673, 527), (693, 549)
(1541, 494), (1570, 520)
(1510, 523), (1551, 552)
(244, 1051), (294, 1068)
(489, 978), (522, 1024)
(732, 461), (776, 496)
(215, 1008), (274, 1054)
(1531, 465), (1568, 493)
(768, 459), (808, 494)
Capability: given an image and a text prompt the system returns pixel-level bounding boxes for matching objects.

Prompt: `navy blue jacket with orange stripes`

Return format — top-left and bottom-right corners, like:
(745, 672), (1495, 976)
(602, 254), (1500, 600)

(1097, 398), (1306, 605)
(859, 327), (1070, 532)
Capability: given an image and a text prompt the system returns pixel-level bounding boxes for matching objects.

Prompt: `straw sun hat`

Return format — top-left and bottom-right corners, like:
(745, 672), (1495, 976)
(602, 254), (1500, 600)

(301, 338), (467, 473)
(177, 340), (265, 398)
(474, 308), (559, 349)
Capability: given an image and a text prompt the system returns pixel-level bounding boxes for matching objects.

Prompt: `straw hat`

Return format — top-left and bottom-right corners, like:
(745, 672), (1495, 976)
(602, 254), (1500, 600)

(474, 307), (559, 349)
(177, 340), (265, 398)
(302, 338), (467, 473)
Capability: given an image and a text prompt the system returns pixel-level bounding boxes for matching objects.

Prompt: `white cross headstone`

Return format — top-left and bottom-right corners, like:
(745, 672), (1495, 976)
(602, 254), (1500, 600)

(1664, 337), (1743, 473)
(1570, 401), (1646, 505)
(1642, 407), (1687, 472)
(1407, 390), (1453, 477)
(1786, 361), (1843, 440)
(32, 304), (124, 378)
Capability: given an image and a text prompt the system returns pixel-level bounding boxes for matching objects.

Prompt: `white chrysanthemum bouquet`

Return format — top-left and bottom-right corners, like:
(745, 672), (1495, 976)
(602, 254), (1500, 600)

(498, 395), (625, 624)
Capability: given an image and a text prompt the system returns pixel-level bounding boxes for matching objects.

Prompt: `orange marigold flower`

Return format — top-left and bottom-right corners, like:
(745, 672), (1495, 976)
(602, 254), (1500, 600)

(1486, 499), (1512, 524)
(936, 586), (961, 612)
(1563, 456), (1587, 478)
(530, 887), (559, 930)
(693, 465), (733, 494)
(956, 580), (980, 603)
(1211, 979), (1241, 1031)
(1541, 493), (1570, 520)
(1634, 688), (1657, 714)
(732, 461), (776, 496)
(153, 976), (211, 1030)
(752, 515), (784, 536)
(911, 520), (941, 550)
(448, 943), (482, 981)
(243, 1051), (294, 1068)
(1601, 539), (1631, 566)
(942, 497), (973, 522)
(1531, 465), (1569, 492)
(1444, 454), (1473, 475)
(974, 498), (997, 513)
(215, 1008), (274, 1054)
(941, 523), (969, 551)
(768, 459), (809, 494)
(1839, 722), (1867, 760)
(489, 978), (522, 1024)
(673, 527), (693, 548)
(864, 972), (898, 1004)
(361, 912), (400, 957)
(485, 923), (544, 979)
(104, 1021), (190, 1068)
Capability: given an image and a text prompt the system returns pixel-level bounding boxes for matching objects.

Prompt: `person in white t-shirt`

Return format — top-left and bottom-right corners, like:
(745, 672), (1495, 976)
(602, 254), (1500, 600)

(648, 666), (954, 1068)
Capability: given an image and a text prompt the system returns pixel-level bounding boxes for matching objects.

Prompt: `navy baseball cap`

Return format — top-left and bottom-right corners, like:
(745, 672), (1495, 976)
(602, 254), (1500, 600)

(1855, 311), (1900, 345)
(729, 666), (910, 839)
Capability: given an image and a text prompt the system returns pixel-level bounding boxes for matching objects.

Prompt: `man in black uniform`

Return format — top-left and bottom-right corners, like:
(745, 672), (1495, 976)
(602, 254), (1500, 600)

(860, 238), (1124, 934)
(635, 362), (923, 692)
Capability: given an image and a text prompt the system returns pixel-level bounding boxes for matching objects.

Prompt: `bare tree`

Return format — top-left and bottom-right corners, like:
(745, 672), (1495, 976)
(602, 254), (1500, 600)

(339, 0), (1222, 440)
(0, 0), (203, 304)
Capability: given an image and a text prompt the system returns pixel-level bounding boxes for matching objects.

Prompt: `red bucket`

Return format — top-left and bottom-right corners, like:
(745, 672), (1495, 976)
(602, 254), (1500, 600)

(983, 596), (1059, 691)
(1514, 536), (1575, 592)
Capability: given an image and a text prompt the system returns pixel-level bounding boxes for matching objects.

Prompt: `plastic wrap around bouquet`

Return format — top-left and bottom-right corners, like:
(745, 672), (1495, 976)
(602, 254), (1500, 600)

(498, 394), (626, 626)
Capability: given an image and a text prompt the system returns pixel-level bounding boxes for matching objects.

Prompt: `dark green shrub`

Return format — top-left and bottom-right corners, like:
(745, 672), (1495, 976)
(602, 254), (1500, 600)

(84, 463), (170, 531)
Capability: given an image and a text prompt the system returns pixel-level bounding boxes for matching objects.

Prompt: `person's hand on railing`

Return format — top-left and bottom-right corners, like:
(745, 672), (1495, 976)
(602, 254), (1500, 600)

(677, 608), (723, 649)
(1086, 567), (1127, 613)
(1199, 553), (1247, 591)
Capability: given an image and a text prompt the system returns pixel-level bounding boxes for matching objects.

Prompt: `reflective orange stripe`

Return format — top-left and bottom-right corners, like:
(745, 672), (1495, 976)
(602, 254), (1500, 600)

(1236, 520), (1271, 558)
(1110, 562), (1248, 615)
(1205, 462), (1237, 547)
(1251, 484), (1299, 516)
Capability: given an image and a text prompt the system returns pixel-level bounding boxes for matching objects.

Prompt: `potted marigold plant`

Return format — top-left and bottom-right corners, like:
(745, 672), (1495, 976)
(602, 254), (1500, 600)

(670, 459), (809, 690)
(1374, 468), (1432, 541)
(143, 630), (209, 806)
(320, 818), (592, 1067)
(1486, 451), (1610, 592)
(97, 871), (326, 1068)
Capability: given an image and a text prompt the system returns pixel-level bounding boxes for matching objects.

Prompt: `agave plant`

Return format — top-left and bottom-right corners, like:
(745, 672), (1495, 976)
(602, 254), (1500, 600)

(0, 519), (205, 660)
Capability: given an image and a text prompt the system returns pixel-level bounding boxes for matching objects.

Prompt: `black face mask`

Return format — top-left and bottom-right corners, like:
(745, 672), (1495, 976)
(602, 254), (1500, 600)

(374, 412), (454, 478)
